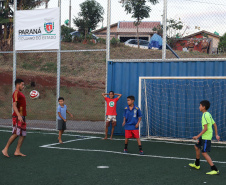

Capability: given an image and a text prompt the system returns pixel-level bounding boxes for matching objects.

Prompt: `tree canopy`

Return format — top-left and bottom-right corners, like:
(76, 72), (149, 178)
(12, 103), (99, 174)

(73, 0), (104, 38)
(121, 0), (158, 48)
(122, 0), (158, 26)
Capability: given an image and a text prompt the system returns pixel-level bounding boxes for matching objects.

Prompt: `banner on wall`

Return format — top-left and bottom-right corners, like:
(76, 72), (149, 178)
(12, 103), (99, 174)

(15, 8), (60, 50)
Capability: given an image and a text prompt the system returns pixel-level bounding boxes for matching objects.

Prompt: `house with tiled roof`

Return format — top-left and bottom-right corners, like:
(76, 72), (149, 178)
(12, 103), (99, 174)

(92, 21), (160, 42)
(174, 30), (220, 54)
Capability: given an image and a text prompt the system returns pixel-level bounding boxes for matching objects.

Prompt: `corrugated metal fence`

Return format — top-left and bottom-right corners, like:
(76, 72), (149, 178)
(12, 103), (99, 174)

(107, 60), (226, 140)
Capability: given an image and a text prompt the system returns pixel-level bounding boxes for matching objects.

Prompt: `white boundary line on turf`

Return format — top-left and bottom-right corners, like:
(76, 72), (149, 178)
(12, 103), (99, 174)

(1, 129), (226, 148)
(146, 139), (226, 148)
(0, 126), (104, 135)
(40, 137), (100, 147)
(106, 138), (226, 148)
(0, 129), (87, 137)
(40, 145), (226, 164)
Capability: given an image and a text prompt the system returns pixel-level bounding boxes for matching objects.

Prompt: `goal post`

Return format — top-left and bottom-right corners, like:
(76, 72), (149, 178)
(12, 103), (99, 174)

(138, 76), (226, 141)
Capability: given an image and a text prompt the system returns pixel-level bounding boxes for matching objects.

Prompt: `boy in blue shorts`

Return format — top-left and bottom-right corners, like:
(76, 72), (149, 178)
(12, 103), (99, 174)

(122, 96), (143, 155)
(57, 97), (73, 143)
(189, 100), (220, 175)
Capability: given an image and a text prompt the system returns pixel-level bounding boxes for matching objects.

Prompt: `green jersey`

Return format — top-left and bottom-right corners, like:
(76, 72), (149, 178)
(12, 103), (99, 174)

(201, 112), (215, 140)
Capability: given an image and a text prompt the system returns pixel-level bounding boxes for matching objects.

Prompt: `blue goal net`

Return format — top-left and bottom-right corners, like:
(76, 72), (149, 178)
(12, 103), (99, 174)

(139, 77), (226, 141)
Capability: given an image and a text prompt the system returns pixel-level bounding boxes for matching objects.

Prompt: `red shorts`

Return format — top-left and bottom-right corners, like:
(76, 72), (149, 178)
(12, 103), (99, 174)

(125, 130), (139, 139)
(12, 116), (27, 136)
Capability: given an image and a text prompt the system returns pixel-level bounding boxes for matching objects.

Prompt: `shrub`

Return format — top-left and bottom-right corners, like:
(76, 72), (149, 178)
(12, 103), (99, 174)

(61, 25), (74, 42)
(110, 37), (120, 46)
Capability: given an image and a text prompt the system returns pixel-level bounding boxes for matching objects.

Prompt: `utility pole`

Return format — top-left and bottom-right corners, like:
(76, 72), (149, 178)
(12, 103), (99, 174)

(69, 0), (71, 27)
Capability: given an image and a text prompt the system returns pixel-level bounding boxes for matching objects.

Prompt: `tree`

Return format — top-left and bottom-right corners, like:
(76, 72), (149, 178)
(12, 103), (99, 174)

(218, 33), (226, 53)
(121, 0), (158, 48)
(0, 0), (44, 51)
(73, 0), (104, 39)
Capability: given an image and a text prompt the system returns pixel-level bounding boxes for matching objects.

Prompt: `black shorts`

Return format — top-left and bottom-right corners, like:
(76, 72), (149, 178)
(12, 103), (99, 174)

(58, 120), (66, 130)
(195, 137), (211, 153)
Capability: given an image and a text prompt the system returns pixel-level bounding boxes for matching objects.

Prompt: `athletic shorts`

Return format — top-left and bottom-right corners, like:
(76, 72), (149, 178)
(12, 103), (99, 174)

(12, 116), (26, 136)
(125, 130), (139, 139)
(58, 119), (66, 130)
(106, 115), (116, 122)
(196, 137), (211, 153)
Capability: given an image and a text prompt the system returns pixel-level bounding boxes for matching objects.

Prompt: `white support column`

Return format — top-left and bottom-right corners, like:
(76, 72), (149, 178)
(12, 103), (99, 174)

(106, 0), (111, 62)
(56, 0), (62, 128)
(162, 0), (167, 60)
(13, 0), (17, 94)
(138, 77), (142, 136)
(12, 0), (17, 116)
(104, 0), (111, 130)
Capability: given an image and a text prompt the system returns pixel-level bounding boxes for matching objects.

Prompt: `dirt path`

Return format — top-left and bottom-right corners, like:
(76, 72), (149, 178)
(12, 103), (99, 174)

(0, 71), (105, 89)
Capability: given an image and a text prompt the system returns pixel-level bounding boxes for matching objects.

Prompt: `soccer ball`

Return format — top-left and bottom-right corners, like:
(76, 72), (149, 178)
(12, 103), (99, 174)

(30, 90), (40, 99)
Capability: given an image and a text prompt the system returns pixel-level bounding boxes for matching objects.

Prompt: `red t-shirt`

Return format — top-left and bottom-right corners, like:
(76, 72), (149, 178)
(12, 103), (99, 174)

(12, 90), (27, 117)
(105, 97), (119, 116)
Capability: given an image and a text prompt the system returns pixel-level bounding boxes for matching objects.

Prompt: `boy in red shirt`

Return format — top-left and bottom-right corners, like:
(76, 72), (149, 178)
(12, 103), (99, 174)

(2, 79), (27, 157)
(102, 91), (122, 139)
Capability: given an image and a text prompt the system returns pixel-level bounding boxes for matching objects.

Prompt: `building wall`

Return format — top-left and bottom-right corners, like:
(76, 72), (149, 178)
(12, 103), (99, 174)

(107, 61), (226, 139)
(208, 35), (219, 48)
(174, 34), (219, 53)
(93, 25), (118, 39)
(93, 25), (154, 41)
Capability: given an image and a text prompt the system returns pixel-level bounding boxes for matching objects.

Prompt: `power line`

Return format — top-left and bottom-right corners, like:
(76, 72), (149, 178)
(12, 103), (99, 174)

(185, 0), (226, 6)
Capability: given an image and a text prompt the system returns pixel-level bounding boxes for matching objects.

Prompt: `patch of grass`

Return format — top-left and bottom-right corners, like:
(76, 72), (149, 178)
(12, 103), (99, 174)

(0, 85), (104, 121)
(40, 62), (57, 73)
(22, 63), (36, 70)
(2, 42), (225, 88)
(59, 87), (105, 121)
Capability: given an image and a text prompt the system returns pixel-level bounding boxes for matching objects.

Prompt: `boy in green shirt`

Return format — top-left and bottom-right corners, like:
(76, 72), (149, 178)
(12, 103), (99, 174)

(189, 100), (220, 175)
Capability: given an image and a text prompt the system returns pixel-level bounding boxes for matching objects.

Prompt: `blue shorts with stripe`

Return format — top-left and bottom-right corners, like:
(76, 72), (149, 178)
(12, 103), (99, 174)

(195, 137), (211, 153)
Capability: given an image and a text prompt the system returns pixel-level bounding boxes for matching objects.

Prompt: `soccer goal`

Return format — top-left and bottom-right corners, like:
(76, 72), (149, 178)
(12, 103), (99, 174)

(138, 76), (226, 142)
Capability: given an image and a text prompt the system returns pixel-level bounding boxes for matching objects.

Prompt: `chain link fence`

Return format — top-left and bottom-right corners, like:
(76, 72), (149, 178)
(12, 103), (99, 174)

(0, 0), (106, 133)
(107, 0), (226, 60)
(0, 0), (226, 133)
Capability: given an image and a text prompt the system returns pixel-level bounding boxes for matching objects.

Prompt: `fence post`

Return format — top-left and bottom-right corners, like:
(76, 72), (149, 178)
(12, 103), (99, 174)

(162, 0), (167, 60)
(56, 0), (62, 129)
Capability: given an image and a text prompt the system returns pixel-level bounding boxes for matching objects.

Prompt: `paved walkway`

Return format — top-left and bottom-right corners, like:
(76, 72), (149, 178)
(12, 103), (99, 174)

(0, 119), (105, 133)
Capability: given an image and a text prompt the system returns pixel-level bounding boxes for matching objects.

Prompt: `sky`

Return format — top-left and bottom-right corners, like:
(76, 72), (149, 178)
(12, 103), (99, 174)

(38, 0), (226, 36)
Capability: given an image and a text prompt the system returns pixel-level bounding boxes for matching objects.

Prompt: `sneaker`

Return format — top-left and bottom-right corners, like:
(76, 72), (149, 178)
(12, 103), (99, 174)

(206, 170), (219, 175)
(189, 163), (200, 170)
(139, 150), (144, 155)
(124, 149), (128, 153)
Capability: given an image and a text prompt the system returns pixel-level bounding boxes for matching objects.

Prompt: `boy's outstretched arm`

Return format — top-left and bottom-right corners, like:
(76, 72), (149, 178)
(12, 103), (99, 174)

(102, 93), (108, 98)
(115, 93), (122, 99)
(66, 110), (73, 118)
(213, 123), (220, 141)
(193, 124), (207, 140)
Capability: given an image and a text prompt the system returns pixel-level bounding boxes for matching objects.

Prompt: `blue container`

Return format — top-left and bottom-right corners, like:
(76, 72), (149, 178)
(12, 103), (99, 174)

(107, 60), (226, 140)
